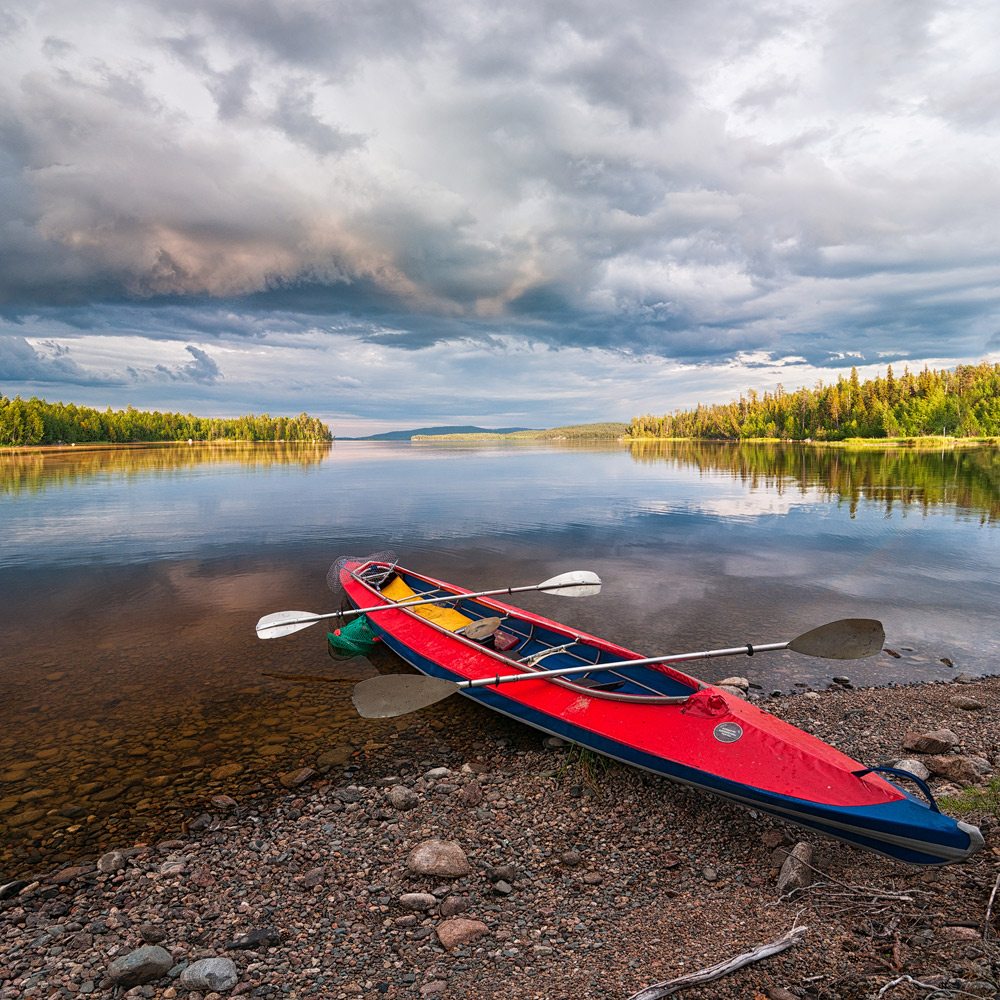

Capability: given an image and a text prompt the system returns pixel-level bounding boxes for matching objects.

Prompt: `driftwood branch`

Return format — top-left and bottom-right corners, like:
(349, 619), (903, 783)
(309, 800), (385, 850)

(984, 872), (1000, 941)
(625, 925), (808, 1000)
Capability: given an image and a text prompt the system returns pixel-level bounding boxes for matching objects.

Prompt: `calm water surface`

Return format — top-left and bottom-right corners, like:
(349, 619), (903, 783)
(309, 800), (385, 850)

(2, 440), (999, 873)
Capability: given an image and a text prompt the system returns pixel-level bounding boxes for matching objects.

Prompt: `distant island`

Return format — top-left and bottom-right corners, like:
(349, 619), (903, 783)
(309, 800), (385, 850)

(627, 362), (1000, 442)
(410, 422), (628, 440)
(340, 425), (535, 441)
(0, 394), (332, 446)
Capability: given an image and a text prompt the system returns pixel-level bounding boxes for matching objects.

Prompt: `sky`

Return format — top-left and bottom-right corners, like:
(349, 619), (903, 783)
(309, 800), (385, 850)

(1, 0), (998, 436)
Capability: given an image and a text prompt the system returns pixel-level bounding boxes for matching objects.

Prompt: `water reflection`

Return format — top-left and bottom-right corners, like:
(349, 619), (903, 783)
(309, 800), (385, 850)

(627, 440), (1000, 523)
(1, 441), (333, 496)
(2, 438), (1000, 878)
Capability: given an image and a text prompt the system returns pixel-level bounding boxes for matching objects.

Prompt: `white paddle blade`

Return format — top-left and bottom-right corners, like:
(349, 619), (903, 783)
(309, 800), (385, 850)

(789, 618), (885, 660)
(352, 675), (460, 718)
(538, 570), (602, 597)
(256, 610), (320, 639)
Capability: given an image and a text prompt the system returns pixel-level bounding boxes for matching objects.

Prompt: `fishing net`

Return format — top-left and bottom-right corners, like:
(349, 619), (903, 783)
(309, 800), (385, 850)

(328, 614), (378, 660)
(327, 550), (399, 595)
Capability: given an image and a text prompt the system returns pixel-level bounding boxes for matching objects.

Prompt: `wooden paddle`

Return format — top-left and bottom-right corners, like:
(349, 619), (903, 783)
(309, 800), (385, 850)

(255, 570), (601, 639)
(351, 618), (885, 718)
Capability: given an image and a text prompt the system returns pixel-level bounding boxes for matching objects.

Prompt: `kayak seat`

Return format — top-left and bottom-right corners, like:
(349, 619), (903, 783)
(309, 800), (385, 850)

(381, 576), (474, 632)
(568, 676), (627, 692)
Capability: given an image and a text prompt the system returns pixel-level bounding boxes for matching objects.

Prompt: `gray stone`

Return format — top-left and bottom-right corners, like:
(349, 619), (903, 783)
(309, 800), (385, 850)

(389, 785), (420, 811)
(717, 685), (747, 698)
(949, 695), (984, 711)
(891, 759), (931, 780)
(178, 956), (238, 992)
(440, 896), (469, 916)
(97, 850), (127, 874)
(718, 676), (749, 690)
(776, 842), (814, 895)
(406, 839), (470, 878)
(107, 945), (174, 987)
(493, 880), (513, 894)
(424, 767), (452, 779)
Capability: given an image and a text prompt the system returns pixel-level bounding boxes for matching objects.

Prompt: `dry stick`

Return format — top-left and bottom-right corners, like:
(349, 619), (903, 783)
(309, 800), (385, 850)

(984, 872), (1000, 941)
(624, 924), (808, 1000)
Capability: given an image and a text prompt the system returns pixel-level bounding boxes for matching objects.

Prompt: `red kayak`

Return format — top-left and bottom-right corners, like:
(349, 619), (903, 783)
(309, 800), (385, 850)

(335, 555), (983, 866)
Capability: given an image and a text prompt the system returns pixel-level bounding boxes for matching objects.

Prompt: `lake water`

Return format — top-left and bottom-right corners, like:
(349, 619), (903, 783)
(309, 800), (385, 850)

(2, 439), (1000, 874)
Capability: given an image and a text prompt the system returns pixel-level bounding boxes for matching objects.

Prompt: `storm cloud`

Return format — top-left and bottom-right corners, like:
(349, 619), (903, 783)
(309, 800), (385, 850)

(1, 0), (998, 431)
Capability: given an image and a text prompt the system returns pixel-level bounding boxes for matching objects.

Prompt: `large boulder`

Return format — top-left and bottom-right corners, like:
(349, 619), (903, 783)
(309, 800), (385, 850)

(924, 755), (981, 786)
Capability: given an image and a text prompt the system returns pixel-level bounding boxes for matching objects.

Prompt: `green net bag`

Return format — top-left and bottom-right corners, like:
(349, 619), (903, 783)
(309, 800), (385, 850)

(328, 614), (377, 659)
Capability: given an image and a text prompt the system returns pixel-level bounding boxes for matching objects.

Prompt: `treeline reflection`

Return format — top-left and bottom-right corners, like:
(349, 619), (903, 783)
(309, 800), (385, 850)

(627, 440), (1000, 523)
(2, 441), (333, 495)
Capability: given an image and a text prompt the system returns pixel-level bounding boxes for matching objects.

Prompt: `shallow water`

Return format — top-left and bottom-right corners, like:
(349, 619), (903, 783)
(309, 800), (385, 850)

(2, 439), (999, 874)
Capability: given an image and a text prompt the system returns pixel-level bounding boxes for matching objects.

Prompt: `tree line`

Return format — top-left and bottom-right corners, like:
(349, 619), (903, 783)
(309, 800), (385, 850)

(0, 394), (333, 446)
(627, 362), (1000, 440)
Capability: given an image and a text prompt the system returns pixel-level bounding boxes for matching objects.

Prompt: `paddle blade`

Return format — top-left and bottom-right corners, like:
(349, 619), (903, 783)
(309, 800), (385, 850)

(461, 617), (502, 640)
(538, 570), (602, 597)
(789, 618), (885, 660)
(352, 674), (460, 718)
(256, 610), (320, 639)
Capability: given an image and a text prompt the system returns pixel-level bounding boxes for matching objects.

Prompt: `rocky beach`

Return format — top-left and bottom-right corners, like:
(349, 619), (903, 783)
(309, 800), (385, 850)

(2, 672), (999, 1000)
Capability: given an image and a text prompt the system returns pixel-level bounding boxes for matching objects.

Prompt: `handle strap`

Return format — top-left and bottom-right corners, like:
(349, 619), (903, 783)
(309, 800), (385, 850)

(852, 766), (940, 813)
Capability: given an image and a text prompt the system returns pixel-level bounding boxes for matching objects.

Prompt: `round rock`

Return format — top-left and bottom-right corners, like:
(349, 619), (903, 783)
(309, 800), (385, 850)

(178, 956), (239, 992)
(390, 785), (420, 811)
(406, 839), (470, 877)
(436, 918), (488, 951)
(107, 945), (174, 987)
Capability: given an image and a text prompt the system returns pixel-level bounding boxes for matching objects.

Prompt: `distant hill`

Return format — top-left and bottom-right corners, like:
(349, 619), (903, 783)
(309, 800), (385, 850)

(341, 425), (535, 441)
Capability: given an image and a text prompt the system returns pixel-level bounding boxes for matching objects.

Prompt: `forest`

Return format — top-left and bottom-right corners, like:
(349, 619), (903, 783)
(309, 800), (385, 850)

(0, 394), (333, 446)
(627, 362), (1000, 441)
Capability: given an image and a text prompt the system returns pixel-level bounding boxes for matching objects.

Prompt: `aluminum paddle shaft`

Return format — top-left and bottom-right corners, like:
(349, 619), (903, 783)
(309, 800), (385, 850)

(352, 618), (885, 718)
(255, 570), (602, 639)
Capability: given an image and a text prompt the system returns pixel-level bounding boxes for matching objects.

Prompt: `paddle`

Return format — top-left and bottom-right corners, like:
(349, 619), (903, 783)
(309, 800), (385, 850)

(255, 570), (602, 639)
(351, 618), (885, 718)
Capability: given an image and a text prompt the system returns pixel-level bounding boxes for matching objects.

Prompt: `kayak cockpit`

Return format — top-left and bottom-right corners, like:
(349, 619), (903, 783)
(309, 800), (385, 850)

(357, 561), (701, 704)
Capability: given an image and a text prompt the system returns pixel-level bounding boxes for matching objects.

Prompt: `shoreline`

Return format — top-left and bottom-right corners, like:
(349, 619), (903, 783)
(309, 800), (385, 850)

(2, 675), (998, 999)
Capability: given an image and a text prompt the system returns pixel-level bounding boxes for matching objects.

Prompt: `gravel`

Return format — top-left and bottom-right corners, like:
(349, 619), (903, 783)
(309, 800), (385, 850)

(2, 676), (999, 1000)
